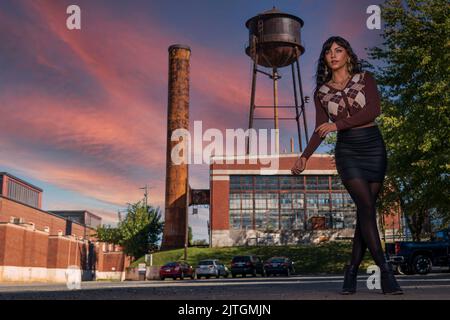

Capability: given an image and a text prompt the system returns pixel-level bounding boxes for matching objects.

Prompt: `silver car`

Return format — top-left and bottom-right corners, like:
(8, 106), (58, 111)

(195, 259), (230, 279)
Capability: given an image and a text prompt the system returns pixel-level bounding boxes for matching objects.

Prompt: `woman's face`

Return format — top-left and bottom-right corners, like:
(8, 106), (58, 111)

(324, 42), (350, 72)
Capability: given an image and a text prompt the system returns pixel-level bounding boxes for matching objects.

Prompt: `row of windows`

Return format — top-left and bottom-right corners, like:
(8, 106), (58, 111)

(229, 209), (356, 230)
(7, 180), (39, 208)
(230, 175), (346, 191)
(229, 192), (356, 211)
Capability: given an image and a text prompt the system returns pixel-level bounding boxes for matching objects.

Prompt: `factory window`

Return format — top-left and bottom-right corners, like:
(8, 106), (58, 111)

(292, 193), (304, 209)
(254, 193), (267, 209)
(266, 209), (279, 230)
(229, 193), (240, 209)
(280, 209), (295, 229)
(306, 176), (318, 190)
(241, 193), (253, 210)
(306, 193), (319, 209)
(331, 176), (346, 190)
(241, 210), (252, 229)
(318, 176), (330, 190)
(7, 179), (39, 208)
(254, 209), (266, 229)
(331, 193), (344, 208)
(229, 211), (241, 229)
(293, 210), (306, 230)
(230, 176), (253, 191)
(280, 193), (293, 209)
(343, 193), (356, 209)
(255, 176), (278, 191)
(267, 193), (278, 209)
(318, 193), (330, 210)
(228, 175), (355, 231)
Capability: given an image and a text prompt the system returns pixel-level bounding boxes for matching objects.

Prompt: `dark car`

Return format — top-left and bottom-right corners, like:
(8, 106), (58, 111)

(159, 262), (195, 280)
(386, 228), (450, 275)
(264, 256), (295, 276)
(195, 259), (230, 279)
(230, 255), (266, 277)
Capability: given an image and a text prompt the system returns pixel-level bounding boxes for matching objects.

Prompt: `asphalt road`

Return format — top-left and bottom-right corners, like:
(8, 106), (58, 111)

(1, 272), (450, 300)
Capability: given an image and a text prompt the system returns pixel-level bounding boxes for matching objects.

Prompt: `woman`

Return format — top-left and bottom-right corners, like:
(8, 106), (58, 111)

(291, 36), (403, 295)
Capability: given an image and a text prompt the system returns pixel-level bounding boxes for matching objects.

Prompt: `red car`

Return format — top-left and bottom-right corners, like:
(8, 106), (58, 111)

(159, 262), (195, 280)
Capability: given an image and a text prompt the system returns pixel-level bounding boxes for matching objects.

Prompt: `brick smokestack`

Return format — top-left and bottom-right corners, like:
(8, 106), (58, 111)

(161, 45), (191, 250)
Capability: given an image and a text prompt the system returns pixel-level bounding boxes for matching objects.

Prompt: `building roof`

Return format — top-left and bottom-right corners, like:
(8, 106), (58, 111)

(49, 210), (102, 221)
(0, 172), (44, 192)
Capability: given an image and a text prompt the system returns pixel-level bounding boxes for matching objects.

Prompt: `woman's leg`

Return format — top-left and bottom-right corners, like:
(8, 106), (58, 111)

(348, 181), (384, 267)
(342, 177), (386, 266)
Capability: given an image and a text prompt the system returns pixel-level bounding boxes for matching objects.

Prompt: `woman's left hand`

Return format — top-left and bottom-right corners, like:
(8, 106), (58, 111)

(315, 123), (337, 138)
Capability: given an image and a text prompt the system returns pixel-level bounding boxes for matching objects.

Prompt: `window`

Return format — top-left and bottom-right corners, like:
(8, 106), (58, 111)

(255, 176), (278, 191)
(280, 193), (293, 209)
(306, 193), (319, 209)
(292, 193), (304, 209)
(230, 211), (241, 229)
(306, 176), (317, 190)
(331, 176), (346, 190)
(318, 176), (330, 190)
(331, 193), (344, 209)
(280, 209), (294, 229)
(318, 193), (330, 210)
(7, 179), (39, 208)
(228, 174), (356, 232)
(242, 210), (252, 229)
(343, 193), (356, 209)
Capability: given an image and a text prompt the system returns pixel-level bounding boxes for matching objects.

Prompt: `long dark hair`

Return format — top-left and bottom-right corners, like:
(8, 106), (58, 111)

(315, 36), (363, 91)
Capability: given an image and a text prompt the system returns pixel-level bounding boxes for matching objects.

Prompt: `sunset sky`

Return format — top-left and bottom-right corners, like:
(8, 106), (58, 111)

(0, 0), (383, 240)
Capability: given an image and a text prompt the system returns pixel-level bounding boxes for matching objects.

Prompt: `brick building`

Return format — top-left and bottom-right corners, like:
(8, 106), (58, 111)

(49, 210), (102, 229)
(209, 153), (403, 247)
(0, 172), (130, 282)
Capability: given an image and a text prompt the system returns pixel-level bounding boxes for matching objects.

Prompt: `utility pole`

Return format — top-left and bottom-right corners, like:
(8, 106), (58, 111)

(139, 185), (153, 211)
(184, 178), (189, 261)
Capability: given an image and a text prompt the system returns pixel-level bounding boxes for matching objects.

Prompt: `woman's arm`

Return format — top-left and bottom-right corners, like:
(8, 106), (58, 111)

(334, 71), (381, 131)
(300, 91), (329, 160)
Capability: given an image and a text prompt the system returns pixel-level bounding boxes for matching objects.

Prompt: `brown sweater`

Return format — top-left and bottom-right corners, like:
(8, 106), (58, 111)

(301, 71), (381, 160)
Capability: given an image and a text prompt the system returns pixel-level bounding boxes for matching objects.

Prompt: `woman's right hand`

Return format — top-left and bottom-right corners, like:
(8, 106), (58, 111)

(291, 156), (307, 175)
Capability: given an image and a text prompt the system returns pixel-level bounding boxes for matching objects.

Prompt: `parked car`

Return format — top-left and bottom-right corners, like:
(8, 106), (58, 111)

(386, 228), (450, 275)
(230, 255), (266, 277)
(195, 259), (230, 279)
(159, 262), (195, 280)
(264, 256), (295, 276)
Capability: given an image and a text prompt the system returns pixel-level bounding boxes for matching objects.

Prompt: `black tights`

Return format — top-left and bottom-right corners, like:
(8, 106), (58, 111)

(342, 178), (386, 268)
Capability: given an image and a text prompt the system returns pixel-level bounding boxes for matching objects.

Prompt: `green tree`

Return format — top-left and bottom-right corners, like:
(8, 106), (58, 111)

(188, 226), (193, 247)
(96, 201), (164, 259)
(366, 0), (450, 240)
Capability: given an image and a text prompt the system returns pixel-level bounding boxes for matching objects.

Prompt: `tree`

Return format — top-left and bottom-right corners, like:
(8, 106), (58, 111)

(96, 201), (164, 259)
(188, 226), (193, 247)
(365, 0), (450, 240)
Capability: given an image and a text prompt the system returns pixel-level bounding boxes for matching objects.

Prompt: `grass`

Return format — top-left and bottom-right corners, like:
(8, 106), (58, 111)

(131, 241), (375, 274)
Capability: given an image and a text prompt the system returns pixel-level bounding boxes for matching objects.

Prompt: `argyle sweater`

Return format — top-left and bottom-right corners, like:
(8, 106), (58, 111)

(301, 71), (381, 160)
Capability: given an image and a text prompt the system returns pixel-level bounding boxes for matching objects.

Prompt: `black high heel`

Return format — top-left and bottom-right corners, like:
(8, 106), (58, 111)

(379, 262), (403, 295)
(341, 264), (358, 295)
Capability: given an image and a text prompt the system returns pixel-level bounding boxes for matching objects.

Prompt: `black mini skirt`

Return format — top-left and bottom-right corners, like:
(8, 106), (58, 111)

(335, 125), (387, 182)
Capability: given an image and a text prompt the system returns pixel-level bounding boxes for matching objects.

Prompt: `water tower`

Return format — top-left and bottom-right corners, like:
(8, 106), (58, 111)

(245, 7), (309, 154)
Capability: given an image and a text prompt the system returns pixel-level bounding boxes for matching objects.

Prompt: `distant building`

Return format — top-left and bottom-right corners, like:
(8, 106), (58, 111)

(0, 172), (129, 283)
(0, 172), (43, 209)
(49, 210), (102, 229)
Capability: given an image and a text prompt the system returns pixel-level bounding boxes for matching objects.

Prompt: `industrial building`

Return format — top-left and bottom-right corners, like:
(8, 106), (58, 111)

(209, 154), (403, 247)
(0, 172), (129, 282)
(49, 210), (102, 229)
